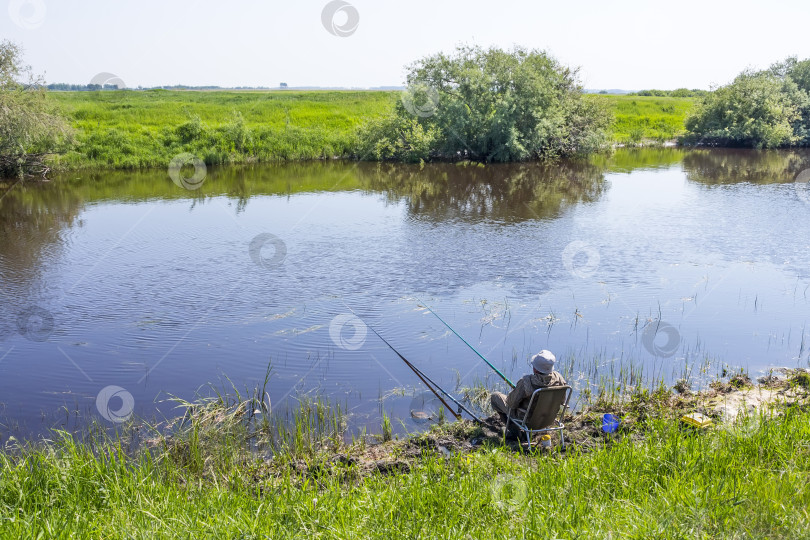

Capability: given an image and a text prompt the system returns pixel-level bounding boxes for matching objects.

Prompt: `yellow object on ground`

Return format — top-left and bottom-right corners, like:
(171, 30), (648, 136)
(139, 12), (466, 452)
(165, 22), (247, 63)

(681, 413), (713, 429)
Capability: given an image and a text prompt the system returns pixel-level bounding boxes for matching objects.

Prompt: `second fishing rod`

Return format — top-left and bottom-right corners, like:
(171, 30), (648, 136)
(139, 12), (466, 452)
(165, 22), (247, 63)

(418, 298), (516, 389)
(343, 305), (484, 424)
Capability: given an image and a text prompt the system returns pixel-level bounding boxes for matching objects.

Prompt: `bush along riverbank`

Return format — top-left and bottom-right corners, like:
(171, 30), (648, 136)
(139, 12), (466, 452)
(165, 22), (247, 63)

(1, 369), (808, 538)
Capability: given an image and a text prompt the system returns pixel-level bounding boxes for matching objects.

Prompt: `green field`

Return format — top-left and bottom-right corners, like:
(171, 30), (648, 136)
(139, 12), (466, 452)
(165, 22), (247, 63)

(46, 91), (695, 171)
(599, 94), (696, 144)
(48, 90), (398, 169)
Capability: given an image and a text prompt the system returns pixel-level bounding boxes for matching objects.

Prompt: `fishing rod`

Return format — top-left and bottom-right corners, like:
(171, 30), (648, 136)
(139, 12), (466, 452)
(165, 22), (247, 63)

(343, 306), (484, 423)
(417, 298), (516, 389)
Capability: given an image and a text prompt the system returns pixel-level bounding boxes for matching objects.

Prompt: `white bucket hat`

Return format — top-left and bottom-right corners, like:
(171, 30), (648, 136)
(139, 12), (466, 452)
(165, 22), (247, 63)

(530, 350), (556, 374)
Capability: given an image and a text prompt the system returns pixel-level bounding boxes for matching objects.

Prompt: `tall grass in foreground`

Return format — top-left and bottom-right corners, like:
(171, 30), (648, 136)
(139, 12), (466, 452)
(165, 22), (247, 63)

(0, 403), (808, 538)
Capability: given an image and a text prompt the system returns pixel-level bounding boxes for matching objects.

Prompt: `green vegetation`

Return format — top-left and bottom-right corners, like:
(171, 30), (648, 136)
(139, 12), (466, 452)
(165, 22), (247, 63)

(630, 89), (708, 98)
(47, 90), (687, 171)
(358, 45), (612, 162)
(1, 372), (808, 538)
(36, 87), (693, 173)
(596, 94), (695, 145)
(684, 57), (810, 148)
(48, 89), (396, 169)
(0, 40), (71, 178)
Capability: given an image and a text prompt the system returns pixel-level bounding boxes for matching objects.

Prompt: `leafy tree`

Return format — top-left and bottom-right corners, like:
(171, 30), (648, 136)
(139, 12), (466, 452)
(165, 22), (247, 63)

(358, 45), (612, 162)
(684, 58), (810, 148)
(683, 69), (805, 148)
(0, 40), (72, 178)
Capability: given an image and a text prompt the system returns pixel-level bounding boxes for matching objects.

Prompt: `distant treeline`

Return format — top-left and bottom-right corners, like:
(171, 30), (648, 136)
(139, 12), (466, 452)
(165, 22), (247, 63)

(628, 89), (708, 97)
(45, 84), (275, 91)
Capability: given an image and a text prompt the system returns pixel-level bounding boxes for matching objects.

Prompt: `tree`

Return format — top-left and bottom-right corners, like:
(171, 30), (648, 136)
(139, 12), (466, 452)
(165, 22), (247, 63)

(684, 58), (810, 148)
(0, 40), (72, 178)
(357, 45), (612, 163)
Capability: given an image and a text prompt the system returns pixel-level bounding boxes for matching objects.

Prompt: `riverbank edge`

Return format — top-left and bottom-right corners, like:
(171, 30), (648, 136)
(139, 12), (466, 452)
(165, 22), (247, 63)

(1, 369), (809, 537)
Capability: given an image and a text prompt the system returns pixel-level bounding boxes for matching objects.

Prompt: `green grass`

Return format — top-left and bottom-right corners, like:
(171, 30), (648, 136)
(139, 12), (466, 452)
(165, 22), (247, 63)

(1, 404), (808, 538)
(44, 90), (696, 171)
(594, 94), (696, 144)
(48, 90), (398, 169)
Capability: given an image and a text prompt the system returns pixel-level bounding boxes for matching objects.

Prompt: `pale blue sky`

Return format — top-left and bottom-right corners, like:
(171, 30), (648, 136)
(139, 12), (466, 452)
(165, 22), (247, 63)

(3, 0), (809, 90)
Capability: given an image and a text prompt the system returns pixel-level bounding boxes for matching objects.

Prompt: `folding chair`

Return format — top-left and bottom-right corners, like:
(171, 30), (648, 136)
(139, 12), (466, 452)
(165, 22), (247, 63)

(506, 385), (572, 450)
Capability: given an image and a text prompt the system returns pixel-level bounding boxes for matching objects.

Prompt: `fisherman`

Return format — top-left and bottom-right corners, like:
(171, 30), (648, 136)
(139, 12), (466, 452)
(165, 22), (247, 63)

(490, 350), (566, 423)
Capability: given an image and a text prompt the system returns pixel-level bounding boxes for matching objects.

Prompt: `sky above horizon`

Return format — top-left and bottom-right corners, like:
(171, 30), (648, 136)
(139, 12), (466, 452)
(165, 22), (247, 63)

(2, 0), (809, 90)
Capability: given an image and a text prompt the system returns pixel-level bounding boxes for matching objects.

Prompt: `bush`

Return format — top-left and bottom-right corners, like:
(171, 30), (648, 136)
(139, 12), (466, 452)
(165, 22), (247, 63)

(175, 114), (207, 144)
(0, 40), (72, 178)
(357, 45), (612, 162)
(683, 58), (810, 148)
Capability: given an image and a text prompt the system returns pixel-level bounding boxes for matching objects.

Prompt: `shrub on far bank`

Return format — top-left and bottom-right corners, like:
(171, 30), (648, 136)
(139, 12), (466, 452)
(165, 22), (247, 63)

(0, 41), (72, 178)
(357, 45), (613, 163)
(683, 57), (810, 148)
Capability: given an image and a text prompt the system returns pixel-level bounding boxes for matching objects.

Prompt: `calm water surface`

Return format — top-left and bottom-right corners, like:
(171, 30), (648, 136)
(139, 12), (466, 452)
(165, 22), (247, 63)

(2, 148), (810, 438)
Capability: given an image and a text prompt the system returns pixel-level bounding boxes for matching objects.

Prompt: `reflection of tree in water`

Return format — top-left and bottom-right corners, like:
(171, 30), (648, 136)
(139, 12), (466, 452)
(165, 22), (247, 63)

(360, 161), (607, 223)
(0, 182), (83, 339)
(683, 149), (810, 185)
(41, 160), (607, 224)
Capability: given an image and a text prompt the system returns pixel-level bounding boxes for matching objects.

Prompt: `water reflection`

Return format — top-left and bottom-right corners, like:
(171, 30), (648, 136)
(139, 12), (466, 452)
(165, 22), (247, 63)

(682, 149), (810, 185)
(1, 148), (810, 439)
(364, 161), (606, 222)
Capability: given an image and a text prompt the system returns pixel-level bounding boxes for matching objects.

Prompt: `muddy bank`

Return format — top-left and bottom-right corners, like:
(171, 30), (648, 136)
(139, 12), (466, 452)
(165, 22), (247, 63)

(267, 369), (810, 482)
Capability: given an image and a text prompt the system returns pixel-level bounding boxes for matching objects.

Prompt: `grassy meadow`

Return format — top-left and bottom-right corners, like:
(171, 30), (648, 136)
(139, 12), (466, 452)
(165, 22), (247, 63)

(47, 90), (398, 169)
(603, 95), (696, 144)
(45, 90), (695, 171)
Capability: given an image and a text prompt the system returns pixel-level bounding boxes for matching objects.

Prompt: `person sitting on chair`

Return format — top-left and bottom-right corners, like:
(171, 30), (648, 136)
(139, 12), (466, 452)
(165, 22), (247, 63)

(490, 350), (566, 423)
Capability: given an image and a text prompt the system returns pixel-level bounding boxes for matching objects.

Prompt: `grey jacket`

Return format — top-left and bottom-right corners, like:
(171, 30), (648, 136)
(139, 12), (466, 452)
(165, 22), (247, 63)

(505, 371), (567, 411)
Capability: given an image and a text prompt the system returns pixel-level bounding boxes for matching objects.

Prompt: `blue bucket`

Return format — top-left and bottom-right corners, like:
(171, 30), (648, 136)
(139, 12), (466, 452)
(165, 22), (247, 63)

(602, 413), (620, 433)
